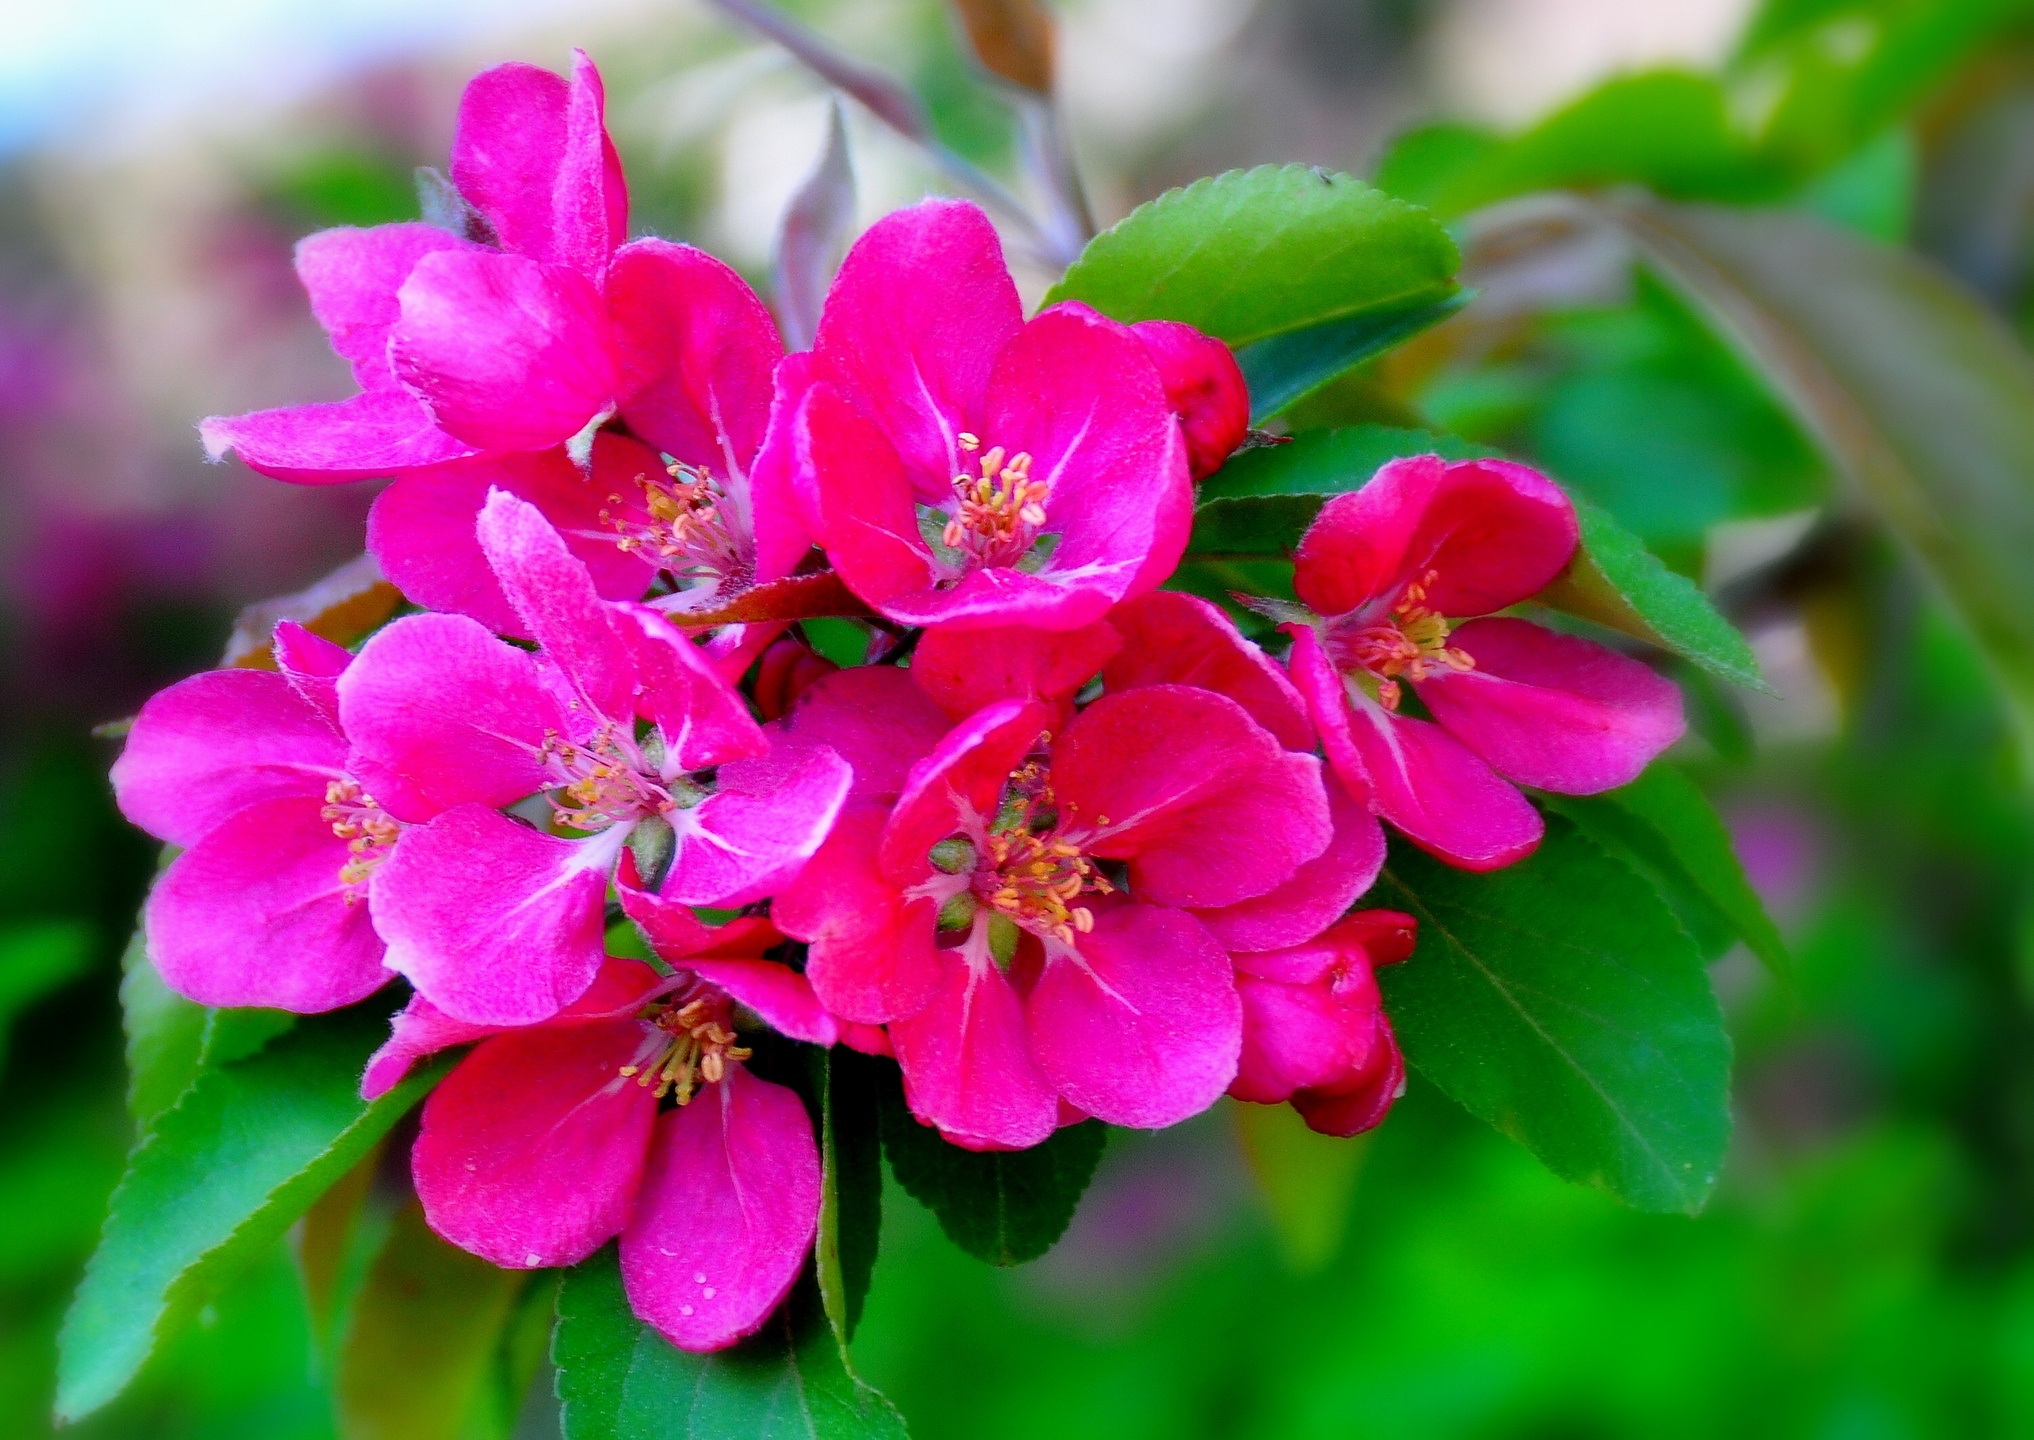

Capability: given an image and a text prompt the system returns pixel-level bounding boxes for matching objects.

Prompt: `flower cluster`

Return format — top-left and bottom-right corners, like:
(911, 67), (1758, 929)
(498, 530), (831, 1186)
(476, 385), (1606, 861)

(112, 54), (1684, 1353)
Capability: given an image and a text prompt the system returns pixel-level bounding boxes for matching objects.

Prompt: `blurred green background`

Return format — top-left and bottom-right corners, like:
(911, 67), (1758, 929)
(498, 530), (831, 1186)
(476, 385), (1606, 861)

(8, 0), (2034, 1434)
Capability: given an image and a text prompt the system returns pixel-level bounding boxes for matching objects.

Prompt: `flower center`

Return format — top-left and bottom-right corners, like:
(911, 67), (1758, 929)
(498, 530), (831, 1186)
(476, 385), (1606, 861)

(539, 724), (677, 832)
(603, 462), (751, 589)
(321, 778), (399, 899)
(975, 757), (1112, 945)
(941, 431), (1051, 570)
(1333, 571), (1475, 710)
(619, 986), (751, 1105)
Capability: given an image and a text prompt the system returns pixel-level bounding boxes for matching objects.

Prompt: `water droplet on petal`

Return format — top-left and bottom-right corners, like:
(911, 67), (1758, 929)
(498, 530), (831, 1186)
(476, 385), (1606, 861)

(703, 1286), (715, 1299)
(679, 1304), (694, 1316)
(524, 1252), (540, 1267)
(694, 1271), (706, 1284)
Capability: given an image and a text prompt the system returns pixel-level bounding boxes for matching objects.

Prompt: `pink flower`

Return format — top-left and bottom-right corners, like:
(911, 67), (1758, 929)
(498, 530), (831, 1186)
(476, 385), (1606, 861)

(203, 50), (806, 656)
(365, 905), (825, 1352)
(788, 199), (1194, 631)
(1285, 455), (1686, 871)
(110, 623), (405, 1011)
(1229, 910), (1415, 1137)
(338, 490), (850, 1027)
(773, 674), (1334, 1150)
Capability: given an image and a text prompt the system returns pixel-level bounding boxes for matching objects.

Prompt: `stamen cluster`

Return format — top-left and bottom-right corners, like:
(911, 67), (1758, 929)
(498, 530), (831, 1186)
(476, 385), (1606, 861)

(942, 431), (1050, 568)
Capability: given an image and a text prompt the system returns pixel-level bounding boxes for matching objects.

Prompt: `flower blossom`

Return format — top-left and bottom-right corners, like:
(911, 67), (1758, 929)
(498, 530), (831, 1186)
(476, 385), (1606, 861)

(338, 490), (850, 1027)
(772, 650), (1336, 1150)
(789, 199), (1198, 631)
(363, 898), (834, 1352)
(1284, 454), (1686, 870)
(111, 623), (405, 1011)
(1229, 909), (1415, 1136)
(204, 52), (807, 669)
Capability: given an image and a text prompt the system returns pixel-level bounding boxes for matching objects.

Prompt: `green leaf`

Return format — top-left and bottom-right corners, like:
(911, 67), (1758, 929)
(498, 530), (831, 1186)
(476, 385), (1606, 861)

(1534, 497), (1769, 691)
(335, 1199), (529, 1440)
(118, 928), (207, 1137)
(1374, 817), (1732, 1214)
(1609, 197), (2034, 765)
(812, 1048), (883, 1349)
(1543, 763), (1791, 980)
(1045, 164), (1460, 347)
(553, 1248), (907, 1440)
(877, 1072), (1105, 1266)
(56, 1003), (444, 1421)
(1237, 292), (1470, 423)
(1386, 71), (1786, 220)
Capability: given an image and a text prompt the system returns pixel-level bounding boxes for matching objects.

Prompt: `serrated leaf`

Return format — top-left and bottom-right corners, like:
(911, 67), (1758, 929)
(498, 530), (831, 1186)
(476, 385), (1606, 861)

(1543, 762), (1790, 980)
(118, 927), (207, 1137)
(876, 1075), (1104, 1266)
(1374, 817), (1731, 1215)
(1534, 497), (1768, 691)
(336, 1199), (528, 1440)
(1046, 164), (1460, 347)
(56, 1004), (444, 1421)
(553, 1248), (906, 1440)
(1609, 197), (2034, 761)
(812, 1049), (883, 1350)
(1237, 292), (1471, 423)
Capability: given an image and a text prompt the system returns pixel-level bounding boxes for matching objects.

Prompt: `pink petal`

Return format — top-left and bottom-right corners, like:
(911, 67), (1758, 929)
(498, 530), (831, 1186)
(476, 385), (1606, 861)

(608, 239), (783, 475)
(793, 382), (937, 615)
(296, 223), (482, 388)
(146, 796), (390, 1012)
(1130, 319), (1249, 482)
(1293, 455), (1578, 619)
(811, 198), (1021, 493)
(611, 605), (768, 771)
(876, 562), (1126, 633)
(1025, 905), (1239, 1129)
(476, 490), (636, 722)
(1418, 617), (1686, 794)
(974, 303), (1190, 619)
(367, 435), (661, 636)
(780, 666), (952, 803)
(415, 1020), (656, 1269)
(620, 1067), (821, 1352)
(772, 804), (944, 1025)
(272, 621), (353, 733)
(362, 991), (499, 1100)
(372, 804), (620, 1025)
(1053, 686), (1331, 908)
(198, 387), (478, 485)
(449, 51), (626, 278)
(1230, 948), (1386, 1105)
(685, 959), (838, 1046)
(1190, 778), (1385, 953)
(113, 670), (344, 847)
(889, 936), (1059, 1149)
(1103, 591), (1313, 750)
(879, 700), (1051, 888)
(745, 351), (819, 586)
(1288, 627), (1541, 872)
(339, 613), (562, 820)
(391, 250), (617, 453)
(663, 742), (853, 907)
(363, 954), (668, 1098)
(912, 620), (1122, 723)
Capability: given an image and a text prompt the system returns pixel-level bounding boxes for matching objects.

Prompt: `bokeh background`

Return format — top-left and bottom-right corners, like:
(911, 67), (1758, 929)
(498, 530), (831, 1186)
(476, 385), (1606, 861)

(6, 0), (2034, 1434)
